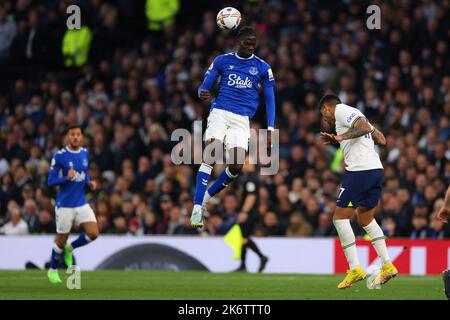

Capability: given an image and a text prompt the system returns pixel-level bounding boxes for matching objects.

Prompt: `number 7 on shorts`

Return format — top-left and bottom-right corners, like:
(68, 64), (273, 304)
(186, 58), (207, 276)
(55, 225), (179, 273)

(338, 187), (345, 199)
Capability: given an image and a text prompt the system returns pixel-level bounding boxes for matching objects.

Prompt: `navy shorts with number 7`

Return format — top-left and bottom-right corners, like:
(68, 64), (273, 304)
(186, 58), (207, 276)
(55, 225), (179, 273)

(336, 169), (383, 209)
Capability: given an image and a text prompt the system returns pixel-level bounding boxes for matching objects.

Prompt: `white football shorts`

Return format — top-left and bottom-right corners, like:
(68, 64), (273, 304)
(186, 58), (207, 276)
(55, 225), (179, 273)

(204, 108), (250, 151)
(55, 204), (97, 234)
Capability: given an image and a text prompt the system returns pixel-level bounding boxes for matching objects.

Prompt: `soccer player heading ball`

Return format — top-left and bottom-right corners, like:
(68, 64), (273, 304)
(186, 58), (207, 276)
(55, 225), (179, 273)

(47, 125), (99, 283)
(191, 26), (275, 270)
(319, 94), (398, 289)
(191, 26), (275, 228)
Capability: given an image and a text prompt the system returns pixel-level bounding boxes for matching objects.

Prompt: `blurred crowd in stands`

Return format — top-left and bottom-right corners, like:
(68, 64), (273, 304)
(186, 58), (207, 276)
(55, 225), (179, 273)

(0, 0), (449, 238)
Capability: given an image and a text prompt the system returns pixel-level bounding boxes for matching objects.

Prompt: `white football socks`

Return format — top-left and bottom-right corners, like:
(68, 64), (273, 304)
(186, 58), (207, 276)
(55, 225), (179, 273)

(53, 243), (63, 254)
(363, 219), (390, 265)
(333, 219), (360, 269)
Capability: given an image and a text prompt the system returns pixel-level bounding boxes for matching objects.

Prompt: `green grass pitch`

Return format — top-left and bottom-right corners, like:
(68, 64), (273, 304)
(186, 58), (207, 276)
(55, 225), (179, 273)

(0, 270), (445, 300)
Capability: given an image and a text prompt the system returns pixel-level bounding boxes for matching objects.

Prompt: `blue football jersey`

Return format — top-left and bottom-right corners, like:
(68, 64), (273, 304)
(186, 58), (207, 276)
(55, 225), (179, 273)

(48, 147), (91, 208)
(199, 52), (276, 121)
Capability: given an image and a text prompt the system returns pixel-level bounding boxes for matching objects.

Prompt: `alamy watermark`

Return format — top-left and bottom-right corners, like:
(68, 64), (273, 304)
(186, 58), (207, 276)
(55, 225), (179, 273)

(366, 5), (381, 30)
(170, 121), (279, 175)
(66, 5), (81, 30)
(66, 265), (81, 289)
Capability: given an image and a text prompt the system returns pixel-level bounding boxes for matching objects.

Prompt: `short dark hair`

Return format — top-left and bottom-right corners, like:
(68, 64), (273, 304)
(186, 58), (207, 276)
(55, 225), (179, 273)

(237, 26), (256, 39)
(65, 124), (83, 135)
(317, 94), (341, 110)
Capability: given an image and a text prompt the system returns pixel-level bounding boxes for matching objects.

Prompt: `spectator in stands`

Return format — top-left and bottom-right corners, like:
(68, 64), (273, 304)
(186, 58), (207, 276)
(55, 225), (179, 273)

(0, 207), (29, 235)
(0, 3), (17, 63)
(165, 206), (183, 235)
(260, 211), (286, 236)
(174, 210), (199, 235)
(410, 213), (432, 239)
(313, 212), (335, 237)
(286, 212), (313, 237)
(381, 215), (401, 238)
(34, 209), (55, 234)
(143, 211), (162, 235)
(22, 198), (38, 232)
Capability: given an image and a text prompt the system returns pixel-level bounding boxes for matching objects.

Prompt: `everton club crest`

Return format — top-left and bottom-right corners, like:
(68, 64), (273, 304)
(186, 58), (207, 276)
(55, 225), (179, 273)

(249, 66), (258, 75)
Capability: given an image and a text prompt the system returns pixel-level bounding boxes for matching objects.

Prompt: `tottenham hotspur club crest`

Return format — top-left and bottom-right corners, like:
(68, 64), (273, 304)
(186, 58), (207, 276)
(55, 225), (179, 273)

(249, 66), (258, 75)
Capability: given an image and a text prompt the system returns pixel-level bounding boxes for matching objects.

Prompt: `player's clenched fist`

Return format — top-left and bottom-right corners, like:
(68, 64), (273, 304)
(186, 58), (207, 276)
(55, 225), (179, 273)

(237, 212), (248, 224)
(67, 166), (75, 180)
(199, 89), (212, 102)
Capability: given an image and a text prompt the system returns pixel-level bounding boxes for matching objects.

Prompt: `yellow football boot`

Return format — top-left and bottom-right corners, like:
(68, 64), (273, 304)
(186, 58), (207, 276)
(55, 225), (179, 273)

(370, 261), (398, 288)
(338, 266), (367, 289)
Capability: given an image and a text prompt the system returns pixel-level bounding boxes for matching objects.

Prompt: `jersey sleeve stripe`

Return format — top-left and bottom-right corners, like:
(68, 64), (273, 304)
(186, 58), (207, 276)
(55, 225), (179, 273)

(350, 116), (363, 128)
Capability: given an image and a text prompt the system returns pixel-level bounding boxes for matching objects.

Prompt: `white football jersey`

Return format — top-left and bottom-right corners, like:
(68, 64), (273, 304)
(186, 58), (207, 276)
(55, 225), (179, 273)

(334, 103), (383, 171)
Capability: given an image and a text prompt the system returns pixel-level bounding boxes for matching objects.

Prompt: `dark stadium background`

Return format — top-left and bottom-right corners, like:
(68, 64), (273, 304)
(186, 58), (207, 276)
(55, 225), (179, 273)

(0, 0), (449, 241)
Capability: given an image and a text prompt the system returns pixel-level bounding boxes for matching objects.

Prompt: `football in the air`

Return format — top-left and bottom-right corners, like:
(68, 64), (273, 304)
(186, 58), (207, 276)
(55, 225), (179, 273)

(216, 7), (241, 30)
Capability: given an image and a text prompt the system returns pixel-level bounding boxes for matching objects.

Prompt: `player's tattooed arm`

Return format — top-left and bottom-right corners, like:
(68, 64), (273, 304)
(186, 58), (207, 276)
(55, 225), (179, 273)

(371, 127), (386, 146)
(335, 117), (372, 142)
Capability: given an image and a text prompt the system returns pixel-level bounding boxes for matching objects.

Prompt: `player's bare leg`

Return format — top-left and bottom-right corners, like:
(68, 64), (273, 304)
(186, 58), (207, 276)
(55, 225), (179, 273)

(357, 206), (397, 287)
(81, 221), (99, 240)
(333, 207), (366, 289)
(227, 147), (246, 175)
(55, 233), (70, 249)
(48, 233), (69, 283)
(64, 222), (99, 267)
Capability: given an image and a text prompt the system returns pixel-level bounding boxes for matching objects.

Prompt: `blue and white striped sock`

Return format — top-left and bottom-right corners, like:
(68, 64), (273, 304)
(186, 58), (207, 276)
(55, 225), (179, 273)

(194, 163), (213, 205)
(206, 167), (238, 198)
(49, 243), (63, 270)
(70, 232), (92, 250)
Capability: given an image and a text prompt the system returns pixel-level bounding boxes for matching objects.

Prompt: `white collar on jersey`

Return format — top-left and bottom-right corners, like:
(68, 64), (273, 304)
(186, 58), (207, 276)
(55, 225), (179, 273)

(66, 146), (81, 153)
(235, 52), (254, 60)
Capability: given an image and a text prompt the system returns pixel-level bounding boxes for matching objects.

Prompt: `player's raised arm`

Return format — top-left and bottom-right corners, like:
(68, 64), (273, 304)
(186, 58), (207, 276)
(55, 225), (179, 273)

(198, 56), (222, 101)
(334, 117), (372, 142)
(48, 154), (70, 187)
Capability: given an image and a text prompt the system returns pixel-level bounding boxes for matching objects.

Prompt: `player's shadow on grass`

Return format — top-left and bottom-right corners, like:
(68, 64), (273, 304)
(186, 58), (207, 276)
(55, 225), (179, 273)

(25, 255), (76, 270)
